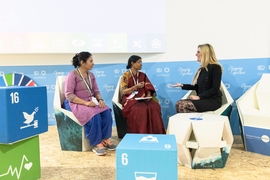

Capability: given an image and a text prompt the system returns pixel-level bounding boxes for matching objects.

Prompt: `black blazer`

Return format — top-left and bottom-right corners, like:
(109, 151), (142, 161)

(182, 64), (222, 99)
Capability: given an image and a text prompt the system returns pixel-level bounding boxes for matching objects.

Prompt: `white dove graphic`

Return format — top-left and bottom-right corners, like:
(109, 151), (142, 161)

(23, 107), (39, 125)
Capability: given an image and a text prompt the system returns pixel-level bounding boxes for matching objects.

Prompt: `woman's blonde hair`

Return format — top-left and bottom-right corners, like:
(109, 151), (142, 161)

(198, 43), (222, 71)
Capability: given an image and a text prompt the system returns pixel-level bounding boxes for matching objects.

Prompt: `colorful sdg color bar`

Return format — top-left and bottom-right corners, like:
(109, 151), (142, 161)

(0, 73), (37, 87)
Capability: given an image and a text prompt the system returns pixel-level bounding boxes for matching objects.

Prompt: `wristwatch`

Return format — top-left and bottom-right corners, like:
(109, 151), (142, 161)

(98, 99), (104, 102)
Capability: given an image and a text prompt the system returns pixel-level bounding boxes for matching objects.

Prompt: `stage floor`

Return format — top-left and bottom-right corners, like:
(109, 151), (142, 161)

(39, 126), (270, 180)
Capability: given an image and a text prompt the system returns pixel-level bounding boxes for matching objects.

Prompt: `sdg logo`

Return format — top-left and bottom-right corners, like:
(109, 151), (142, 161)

(164, 68), (170, 73)
(257, 65), (265, 71)
(156, 68), (162, 73)
(224, 83), (230, 89)
(114, 69), (120, 74)
(72, 39), (85, 47)
(52, 40), (65, 47)
(151, 38), (161, 48)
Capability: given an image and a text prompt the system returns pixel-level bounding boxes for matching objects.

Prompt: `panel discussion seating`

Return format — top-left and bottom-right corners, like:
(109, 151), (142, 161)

(236, 73), (270, 156)
(112, 76), (129, 139)
(54, 76), (91, 151)
(181, 81), (234, 117)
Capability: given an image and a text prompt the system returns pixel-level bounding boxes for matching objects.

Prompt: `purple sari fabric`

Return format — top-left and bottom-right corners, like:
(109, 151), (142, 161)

(64, 70), (110, 126)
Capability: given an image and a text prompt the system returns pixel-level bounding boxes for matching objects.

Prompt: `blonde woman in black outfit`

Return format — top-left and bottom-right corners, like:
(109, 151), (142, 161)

(172, 43), (222, 113)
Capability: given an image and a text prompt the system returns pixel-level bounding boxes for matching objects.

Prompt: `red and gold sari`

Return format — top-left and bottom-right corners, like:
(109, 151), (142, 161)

(121, 71), (165, 134)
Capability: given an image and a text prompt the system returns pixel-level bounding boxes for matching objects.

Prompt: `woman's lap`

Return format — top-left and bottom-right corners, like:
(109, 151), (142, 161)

(63, 99), (112, 146)
(191, 98), (222, 112)
(125, 100), (164, 134)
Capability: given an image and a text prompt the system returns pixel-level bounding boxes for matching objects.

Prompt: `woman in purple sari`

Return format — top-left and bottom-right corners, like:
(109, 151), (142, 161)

(121, 55), (166, 134)
(63, 51), (116, 156)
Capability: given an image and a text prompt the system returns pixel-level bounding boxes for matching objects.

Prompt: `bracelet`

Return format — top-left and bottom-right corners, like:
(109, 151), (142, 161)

(98, 99), (104, 102)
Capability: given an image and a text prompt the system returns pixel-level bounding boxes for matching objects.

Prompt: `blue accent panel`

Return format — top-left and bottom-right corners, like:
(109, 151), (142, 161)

(244, 126), (270, 156)
(55, 109), (83, 151)
(192, 149), (229, 169)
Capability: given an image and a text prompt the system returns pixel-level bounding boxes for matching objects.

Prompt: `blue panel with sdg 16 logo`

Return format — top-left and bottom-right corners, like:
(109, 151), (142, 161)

(0, 86), (48, 144)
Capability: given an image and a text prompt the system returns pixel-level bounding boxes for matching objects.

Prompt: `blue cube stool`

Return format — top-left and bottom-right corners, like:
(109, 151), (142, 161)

(0, 86), (48, 144)
(116, 134), (178, 180)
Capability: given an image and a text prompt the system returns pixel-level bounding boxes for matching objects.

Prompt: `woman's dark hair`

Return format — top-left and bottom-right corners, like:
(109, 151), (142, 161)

(126, 55), (141, 69)
(72, 51), (92, 68)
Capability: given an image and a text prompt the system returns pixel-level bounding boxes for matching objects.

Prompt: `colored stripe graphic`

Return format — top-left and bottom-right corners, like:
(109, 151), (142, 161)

(0, 76), (7, 86)
(14, 73), (24, 86)
(20, 75), (37, 86)
(1, 73), (37, 87)
(20, 75), (31, 86)
(4, 74), (13, 86)
(27, 80), (37, 86)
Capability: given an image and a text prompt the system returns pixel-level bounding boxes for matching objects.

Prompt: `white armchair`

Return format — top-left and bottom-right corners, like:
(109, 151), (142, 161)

(236, 73), (270, 155)
(54, 76), (91, 151)
(112, 76), (128, 138)
(182, 81), (234, 116)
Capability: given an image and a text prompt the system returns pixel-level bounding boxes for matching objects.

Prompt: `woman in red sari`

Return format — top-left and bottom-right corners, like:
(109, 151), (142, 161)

(121, 55), (166, 134)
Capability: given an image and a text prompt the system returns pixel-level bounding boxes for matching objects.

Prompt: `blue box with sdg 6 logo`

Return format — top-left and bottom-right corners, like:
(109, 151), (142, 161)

(116, 134), (178, 180)
(0, 86), (48, 144)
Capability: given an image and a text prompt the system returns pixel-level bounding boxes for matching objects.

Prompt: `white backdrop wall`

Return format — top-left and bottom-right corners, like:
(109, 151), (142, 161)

(1, 0), (270, 65)
(1, 1), (270, 135)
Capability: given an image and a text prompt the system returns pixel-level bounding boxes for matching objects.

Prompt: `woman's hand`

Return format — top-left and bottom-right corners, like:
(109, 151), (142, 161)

(98, 99), (106, 108)
(136, 82), (145, 89)
(189, 95), (200, 100)
(171, 83), (183, 87)
(84, 101), (96, 107)
(146, 91), (151, 101)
